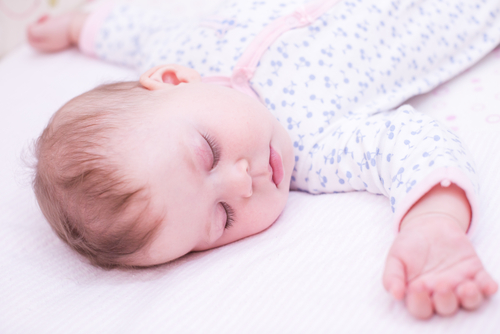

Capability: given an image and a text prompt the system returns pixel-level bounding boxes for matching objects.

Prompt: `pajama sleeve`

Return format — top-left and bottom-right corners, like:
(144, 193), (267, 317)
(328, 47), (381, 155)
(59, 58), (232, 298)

(290, 105), (479, 231)
(79, 3), (195, 71)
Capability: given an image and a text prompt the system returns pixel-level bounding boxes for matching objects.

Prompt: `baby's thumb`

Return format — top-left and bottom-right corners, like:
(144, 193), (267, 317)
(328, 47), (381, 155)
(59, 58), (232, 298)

(383, 256), (406, 300)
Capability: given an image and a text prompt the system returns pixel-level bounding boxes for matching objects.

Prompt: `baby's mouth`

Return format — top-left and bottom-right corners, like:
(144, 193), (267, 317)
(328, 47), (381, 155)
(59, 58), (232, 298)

(269, 146), (284, 187)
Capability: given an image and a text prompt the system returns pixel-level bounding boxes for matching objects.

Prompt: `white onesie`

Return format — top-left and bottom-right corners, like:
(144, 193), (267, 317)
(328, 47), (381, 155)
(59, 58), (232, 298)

(78, 0), (500, 228)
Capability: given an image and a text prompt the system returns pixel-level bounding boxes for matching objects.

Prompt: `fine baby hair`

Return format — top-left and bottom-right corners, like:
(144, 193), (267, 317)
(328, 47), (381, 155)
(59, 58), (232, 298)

(33, 81), (162, 268)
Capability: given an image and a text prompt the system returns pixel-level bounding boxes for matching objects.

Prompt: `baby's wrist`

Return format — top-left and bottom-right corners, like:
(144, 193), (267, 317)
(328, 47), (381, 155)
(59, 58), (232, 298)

(400, 211), (466, 233)
(69, 12), (88, 46)
(400, 182), (471, 233)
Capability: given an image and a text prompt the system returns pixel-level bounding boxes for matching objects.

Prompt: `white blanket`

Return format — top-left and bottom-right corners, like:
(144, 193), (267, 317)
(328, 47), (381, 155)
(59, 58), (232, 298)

(1, 8), (500, 334)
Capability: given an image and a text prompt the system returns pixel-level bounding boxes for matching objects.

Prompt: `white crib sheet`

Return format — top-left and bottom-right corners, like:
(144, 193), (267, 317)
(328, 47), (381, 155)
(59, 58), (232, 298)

(1, 5), (500, 334)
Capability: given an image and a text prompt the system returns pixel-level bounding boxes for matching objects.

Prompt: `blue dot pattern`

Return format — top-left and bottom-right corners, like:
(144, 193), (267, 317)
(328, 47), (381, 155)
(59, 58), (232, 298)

(92, 0), (500, 215)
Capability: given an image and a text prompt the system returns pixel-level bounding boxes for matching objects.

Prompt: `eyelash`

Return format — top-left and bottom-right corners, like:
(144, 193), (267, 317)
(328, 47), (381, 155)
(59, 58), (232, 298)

(203, 134), (221, 169)
(203, 134), (235, 229)
(221, 202), (235, 229)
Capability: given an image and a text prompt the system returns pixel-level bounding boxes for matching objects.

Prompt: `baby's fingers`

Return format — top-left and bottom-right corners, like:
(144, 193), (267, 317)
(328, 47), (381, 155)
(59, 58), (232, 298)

(475, 270), (498, 297)
(382, 256), (406, 300)
(27, 21), (53, 50)
(27, 14), (74, 52)
(406, 284), (433, 319)
(432, 285), (458, 316)
(456, 271), (496, 311)
(27, 23), (45, 43)
(457, 280), (483, 310)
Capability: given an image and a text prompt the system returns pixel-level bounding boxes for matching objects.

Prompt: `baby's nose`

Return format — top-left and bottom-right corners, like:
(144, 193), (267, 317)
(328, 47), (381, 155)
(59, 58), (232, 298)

(225, 159), (252, 198)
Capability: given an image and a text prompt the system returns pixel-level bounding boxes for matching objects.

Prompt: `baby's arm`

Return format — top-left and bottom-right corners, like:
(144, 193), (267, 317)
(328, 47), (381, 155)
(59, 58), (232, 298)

(27, 12), (87, 52)
(28, 4), (190, 70)
(298, 105), (498, 318)
(383, 183), (498, 319)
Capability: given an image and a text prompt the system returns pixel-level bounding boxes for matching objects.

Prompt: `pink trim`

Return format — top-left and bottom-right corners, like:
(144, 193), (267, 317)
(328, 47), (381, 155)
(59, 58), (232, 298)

(392, 167), (479, 234)
(233, 0), (342, 76)
(203, 0), (343, 101)
(78, 2), (116, 57)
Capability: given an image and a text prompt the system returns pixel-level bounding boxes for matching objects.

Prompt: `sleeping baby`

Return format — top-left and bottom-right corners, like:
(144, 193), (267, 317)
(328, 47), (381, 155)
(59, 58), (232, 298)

(27, 0), (498, 319)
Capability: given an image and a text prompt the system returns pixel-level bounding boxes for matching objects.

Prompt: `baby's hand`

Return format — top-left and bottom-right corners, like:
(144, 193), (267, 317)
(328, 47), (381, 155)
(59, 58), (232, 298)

(27, 12), (87, 52)
(383, 214), (498, 319)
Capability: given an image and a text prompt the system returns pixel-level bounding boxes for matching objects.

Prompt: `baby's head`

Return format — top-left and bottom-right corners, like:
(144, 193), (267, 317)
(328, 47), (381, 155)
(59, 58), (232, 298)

(33, 65), (294, 268)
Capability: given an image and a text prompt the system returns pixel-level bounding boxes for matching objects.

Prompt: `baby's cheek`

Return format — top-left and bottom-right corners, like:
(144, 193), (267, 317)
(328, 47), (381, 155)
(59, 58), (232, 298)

(258, 192), (288, 229)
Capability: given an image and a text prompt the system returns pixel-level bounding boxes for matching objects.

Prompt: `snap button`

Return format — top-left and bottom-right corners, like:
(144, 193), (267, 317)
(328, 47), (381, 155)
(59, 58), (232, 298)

(232, 70), (248, 86)
(234, 74), (245, 85)
(440, 179), (451, 187)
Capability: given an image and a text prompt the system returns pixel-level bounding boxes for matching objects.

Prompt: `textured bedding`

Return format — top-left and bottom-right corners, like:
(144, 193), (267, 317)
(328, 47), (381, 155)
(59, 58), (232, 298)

(1, 2), (500, 333)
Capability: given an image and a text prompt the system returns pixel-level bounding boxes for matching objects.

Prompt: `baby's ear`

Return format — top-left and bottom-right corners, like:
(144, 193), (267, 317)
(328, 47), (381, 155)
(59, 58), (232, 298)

(139, 64), (201, 91)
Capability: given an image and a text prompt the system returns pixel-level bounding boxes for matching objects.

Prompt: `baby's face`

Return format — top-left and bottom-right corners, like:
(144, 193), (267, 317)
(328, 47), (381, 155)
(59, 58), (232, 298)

(126, 83), (294, 266)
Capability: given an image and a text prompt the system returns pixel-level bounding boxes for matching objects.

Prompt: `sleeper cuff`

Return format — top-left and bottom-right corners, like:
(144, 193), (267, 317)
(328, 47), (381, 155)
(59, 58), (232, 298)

(392, 166), (479, 234)
(79, 2), (116, 56)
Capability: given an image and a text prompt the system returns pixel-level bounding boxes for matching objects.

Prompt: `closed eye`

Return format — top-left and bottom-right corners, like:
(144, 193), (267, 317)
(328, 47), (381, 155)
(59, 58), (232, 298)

(221, 202), (235, 229)
(203, 134), (221, 169)
(202, 135), (235, 228)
